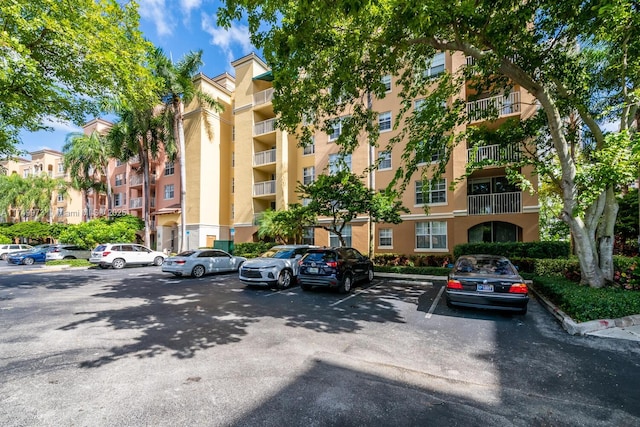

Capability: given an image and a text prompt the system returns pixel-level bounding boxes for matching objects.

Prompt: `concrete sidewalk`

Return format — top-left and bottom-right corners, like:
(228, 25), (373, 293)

(376, 272), (640, 343)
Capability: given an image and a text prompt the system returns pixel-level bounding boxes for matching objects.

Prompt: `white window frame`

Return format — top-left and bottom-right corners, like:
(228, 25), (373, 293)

(382, 75), (392, 92)
(115, 173), (124, 187)
(303, 166), (315, 185)
(378, 151), (392, 170)
(303, 227), (315, 245)
(303, 137), (316, 155)
(164, 161), (175, 176)
(426, 52), (445, 77)
(378, 111), (392, 132)
(329, 153), (352, 174)
(57, 162), (64, 173)
(416, 221), (447, 250)
(164, 184), (174, 200)
(329, 224), (352, 247)
(416, 179), (447, 205)
(378, 228), (393, 248)
(114, 193), (126, 207)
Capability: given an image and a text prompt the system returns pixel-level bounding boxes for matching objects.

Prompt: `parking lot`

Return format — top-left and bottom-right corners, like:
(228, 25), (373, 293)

(1, 266), (640, 426)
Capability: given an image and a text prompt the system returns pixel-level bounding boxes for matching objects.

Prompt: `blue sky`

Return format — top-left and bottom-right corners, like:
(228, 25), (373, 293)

(18, 0), (256, 154)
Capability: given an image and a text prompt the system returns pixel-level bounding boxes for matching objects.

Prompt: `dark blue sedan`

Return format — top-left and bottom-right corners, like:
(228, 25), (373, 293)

(7, 248), (48, 265)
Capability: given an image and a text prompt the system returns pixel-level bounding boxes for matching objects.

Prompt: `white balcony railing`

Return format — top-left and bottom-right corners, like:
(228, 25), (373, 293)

(253, 180), (276, 196)
(129, 155), (140, 164)
(254, 118), (276, 136)
(254, 149), (277, 166)
(130, 197), (143, 209)
(254, 88), (274, 106)
(468, 192), (522, 215)
(466, 91), (521, 122)
(467, 144), (521, 163)
(129, 174), (156, 186)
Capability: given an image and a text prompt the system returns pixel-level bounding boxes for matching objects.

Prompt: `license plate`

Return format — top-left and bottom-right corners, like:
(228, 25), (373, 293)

(477, 284), (494, 292)
(307, 267), (318, 274)
(165, 261), (172, 265)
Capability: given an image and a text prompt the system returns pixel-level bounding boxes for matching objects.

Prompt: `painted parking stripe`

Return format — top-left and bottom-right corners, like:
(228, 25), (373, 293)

(330, 281), (381, 307)
(425, 285), (446, 319)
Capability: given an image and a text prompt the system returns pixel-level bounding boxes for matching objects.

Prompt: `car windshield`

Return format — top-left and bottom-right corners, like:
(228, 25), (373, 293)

(94, 245), (107, 252)
(261, 249), (295, 259)
(455, 257), (516, 275)
(304, 251), (337, 263)
(177, 251), (196, 257)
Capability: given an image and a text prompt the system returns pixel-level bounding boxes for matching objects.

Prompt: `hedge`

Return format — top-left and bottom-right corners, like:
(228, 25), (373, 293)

(454, 241), (570, 259)
(234, 242), (277, 258)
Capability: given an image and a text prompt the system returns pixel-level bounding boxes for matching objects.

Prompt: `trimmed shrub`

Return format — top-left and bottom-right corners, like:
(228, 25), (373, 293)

(234, 242), (276, 258)
(0, 233), (10, 244)
(454, 241), (570, 259)
(374, 265), (451, 276)
(373, 253), (452, 267)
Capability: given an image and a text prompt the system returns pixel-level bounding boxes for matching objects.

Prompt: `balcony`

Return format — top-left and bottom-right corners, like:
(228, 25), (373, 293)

(130, 197), (143, 209)
(254, 118), (276, 136)
(129, 174), (156, 187)
(254, 88), (274, 106)
(254, 149), (276, 167)
(129, 155), (140, 164)
(467, 144), (521, 163)
(466, 91), (521, 122)
(253, 180), (276, 197)
(468, 192), (522, 215)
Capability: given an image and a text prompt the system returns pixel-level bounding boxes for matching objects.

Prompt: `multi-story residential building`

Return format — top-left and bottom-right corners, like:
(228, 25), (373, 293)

(230, 52), (539, 255)
(0, 149), (83, 224)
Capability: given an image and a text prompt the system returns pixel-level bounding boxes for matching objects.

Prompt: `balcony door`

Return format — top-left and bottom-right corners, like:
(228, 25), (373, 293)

(468, 221), (522, 243)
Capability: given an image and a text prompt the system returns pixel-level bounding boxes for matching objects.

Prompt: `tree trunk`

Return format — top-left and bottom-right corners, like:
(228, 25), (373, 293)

(176, 101), (187, 252)
(598, 187), (618, 281)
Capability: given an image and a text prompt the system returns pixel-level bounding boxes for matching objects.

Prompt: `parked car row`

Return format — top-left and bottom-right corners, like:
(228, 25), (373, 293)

(4, 244), (92, 265)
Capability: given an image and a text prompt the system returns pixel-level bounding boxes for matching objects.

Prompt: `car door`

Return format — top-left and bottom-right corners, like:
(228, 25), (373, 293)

(134, 245), (154, 264)
(119, 245), (137, 264)
(196, 250), (216, 273)
(345, 248), (368, 281)
(210, 250), (233, 272)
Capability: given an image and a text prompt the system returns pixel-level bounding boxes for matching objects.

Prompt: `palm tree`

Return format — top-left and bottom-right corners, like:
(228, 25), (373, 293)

(154, 48), (222, 252)
(63, 131), (113, 221)
(24, 174), (68, 224)
(0, 173), (29, 222)
(108, 106), (165, 247)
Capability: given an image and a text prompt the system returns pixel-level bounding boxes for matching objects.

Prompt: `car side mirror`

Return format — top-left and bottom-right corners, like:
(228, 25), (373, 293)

(294, 254), (302, 260)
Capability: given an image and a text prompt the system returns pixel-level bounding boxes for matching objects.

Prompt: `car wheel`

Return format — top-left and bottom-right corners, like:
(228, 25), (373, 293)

(300, 282), (312, 291)
(0, 254), (6, 260)
(277, 270), (292, 289)
(339, 274), (353, 294)
(366, 267), (374, 283)
(23, 257), (35, 265)
(191, 265), (206, 278)
(153, 256), (164, 266)
(112, 258), (126, 269)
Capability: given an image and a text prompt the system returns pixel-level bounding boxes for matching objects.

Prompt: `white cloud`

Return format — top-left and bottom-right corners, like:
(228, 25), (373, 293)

(201, 13), (253, 65)
(180, 0), (202, 13)
(42, 117), (83, 134)
(138, 0), (175, 36)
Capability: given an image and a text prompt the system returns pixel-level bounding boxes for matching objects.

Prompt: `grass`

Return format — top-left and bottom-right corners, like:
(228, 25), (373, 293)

(46, 259), (92, 267)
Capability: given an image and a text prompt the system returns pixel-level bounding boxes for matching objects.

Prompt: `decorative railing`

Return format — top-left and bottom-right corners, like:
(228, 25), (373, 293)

(253, 180), (276, 196)
(129, 197), (143, 208)
(467, 144), (521, 163)
(466, 91), (521, 122)
(468, 192), (522, 215)
(254, 149), (277, 166)
(254, 118), (276, 136)
(254, 88), (274, 106)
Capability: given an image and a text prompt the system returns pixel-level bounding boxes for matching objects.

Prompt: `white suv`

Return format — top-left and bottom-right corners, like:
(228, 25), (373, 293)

(89, 243), (166, 269)
(0, 244), (33, 260)
(238, 245), (314, 289)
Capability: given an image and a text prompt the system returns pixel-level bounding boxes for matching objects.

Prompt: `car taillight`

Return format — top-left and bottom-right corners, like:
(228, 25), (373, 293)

(509, 283), (528, 294)
(175, 260), (186, 265)
(102, 251), (111, 257)
(446, 279), (463, 290)
(52, 248), (60, 252)
(326, 261), (338, 268)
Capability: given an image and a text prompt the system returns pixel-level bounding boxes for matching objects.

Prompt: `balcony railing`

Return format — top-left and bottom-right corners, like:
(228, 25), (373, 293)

(253, 180), (276, 196)
(466, 91), (521, 122)
(129, 174), (156, 186)
(254, 149), (276, 166)
(254, 88), (274, 106)
(467, 144), (521, 163)
(468, 192), (522, 215)
(254, 118), (276, 136)
(130, 197), (143, 209)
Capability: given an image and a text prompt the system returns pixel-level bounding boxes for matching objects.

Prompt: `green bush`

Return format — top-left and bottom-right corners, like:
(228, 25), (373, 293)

(454, 241), (570, 259)
(372, 253), (452, 267)
(0, 233), (10, 244)
(374, 265), (451, 276)
(533, 257), (581, 280)
(234, 242), (276, 258)
(532, 276), (640, 322)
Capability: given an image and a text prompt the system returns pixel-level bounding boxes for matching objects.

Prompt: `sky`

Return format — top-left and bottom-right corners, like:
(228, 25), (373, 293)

(18, 0), (256, 155)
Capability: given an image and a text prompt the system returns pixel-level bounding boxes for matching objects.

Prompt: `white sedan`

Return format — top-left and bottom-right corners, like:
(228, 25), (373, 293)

(162, 249), (247, 278)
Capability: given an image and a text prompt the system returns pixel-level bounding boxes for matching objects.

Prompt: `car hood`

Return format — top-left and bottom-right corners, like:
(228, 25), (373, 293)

(10, 250), (34, 256)
(242, 257), (292, 268)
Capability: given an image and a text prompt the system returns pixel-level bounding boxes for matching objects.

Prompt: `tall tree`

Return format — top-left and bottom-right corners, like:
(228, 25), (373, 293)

(0, 0), (158, 153)
(257, 204), (316, 244)
(24, 174), (68, 224)
(108, 106), (165, 247)
(0, 173), (29, 222)
(219, 0), (640, 287)
(154, 49), (222, 252)
(63, 131), (113, 222)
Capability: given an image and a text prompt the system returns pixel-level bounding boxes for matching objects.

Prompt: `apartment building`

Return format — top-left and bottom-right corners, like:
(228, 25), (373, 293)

(0, 149), (83, 224)
(230, 53), (540, 255)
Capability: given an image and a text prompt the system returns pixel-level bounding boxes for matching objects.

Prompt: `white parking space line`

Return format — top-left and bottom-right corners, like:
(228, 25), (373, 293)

(425, 285), (446, 319)
(330, 281), (381, 307)
(265, 288), (301, 297)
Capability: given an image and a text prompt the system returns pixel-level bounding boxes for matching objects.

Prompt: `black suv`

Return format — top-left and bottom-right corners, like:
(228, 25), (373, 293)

(298, 247), (374, 294)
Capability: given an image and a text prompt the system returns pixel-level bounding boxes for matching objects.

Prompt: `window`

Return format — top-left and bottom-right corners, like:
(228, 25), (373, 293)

(378, 151), (392, 170)
(115, 173), (124, 186)
(115, 159), (123, 167)
(303, 137), (315, 155)
(164, 184), (174, 199)
(378, 111), (392, 132)
(303, 227), (315, 245)
(329, 118), (347, 142)
(164, 161), (174, 176)
(426, 52), (445, 77)
(303, 166), (315, 185)
(57, 194), (64, 203)
(416, 179), (447, 205)
(114, 193), (125, 207)
(416, 221), (447, 249)
(302, 198), (312, 207)
(329, 224), (351, 247)
(379, 229), (392, 247)
(57, 162), (64, 173)
(416, 138), (446, 165)
(23, 167), (30, 178)
(56, 207), (64, 217)
(381, 75), (392, 92)
(329, 153), (352, 174)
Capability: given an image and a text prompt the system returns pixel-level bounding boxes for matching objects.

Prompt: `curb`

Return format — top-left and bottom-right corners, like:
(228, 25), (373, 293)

(528, 282), (640, 336)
